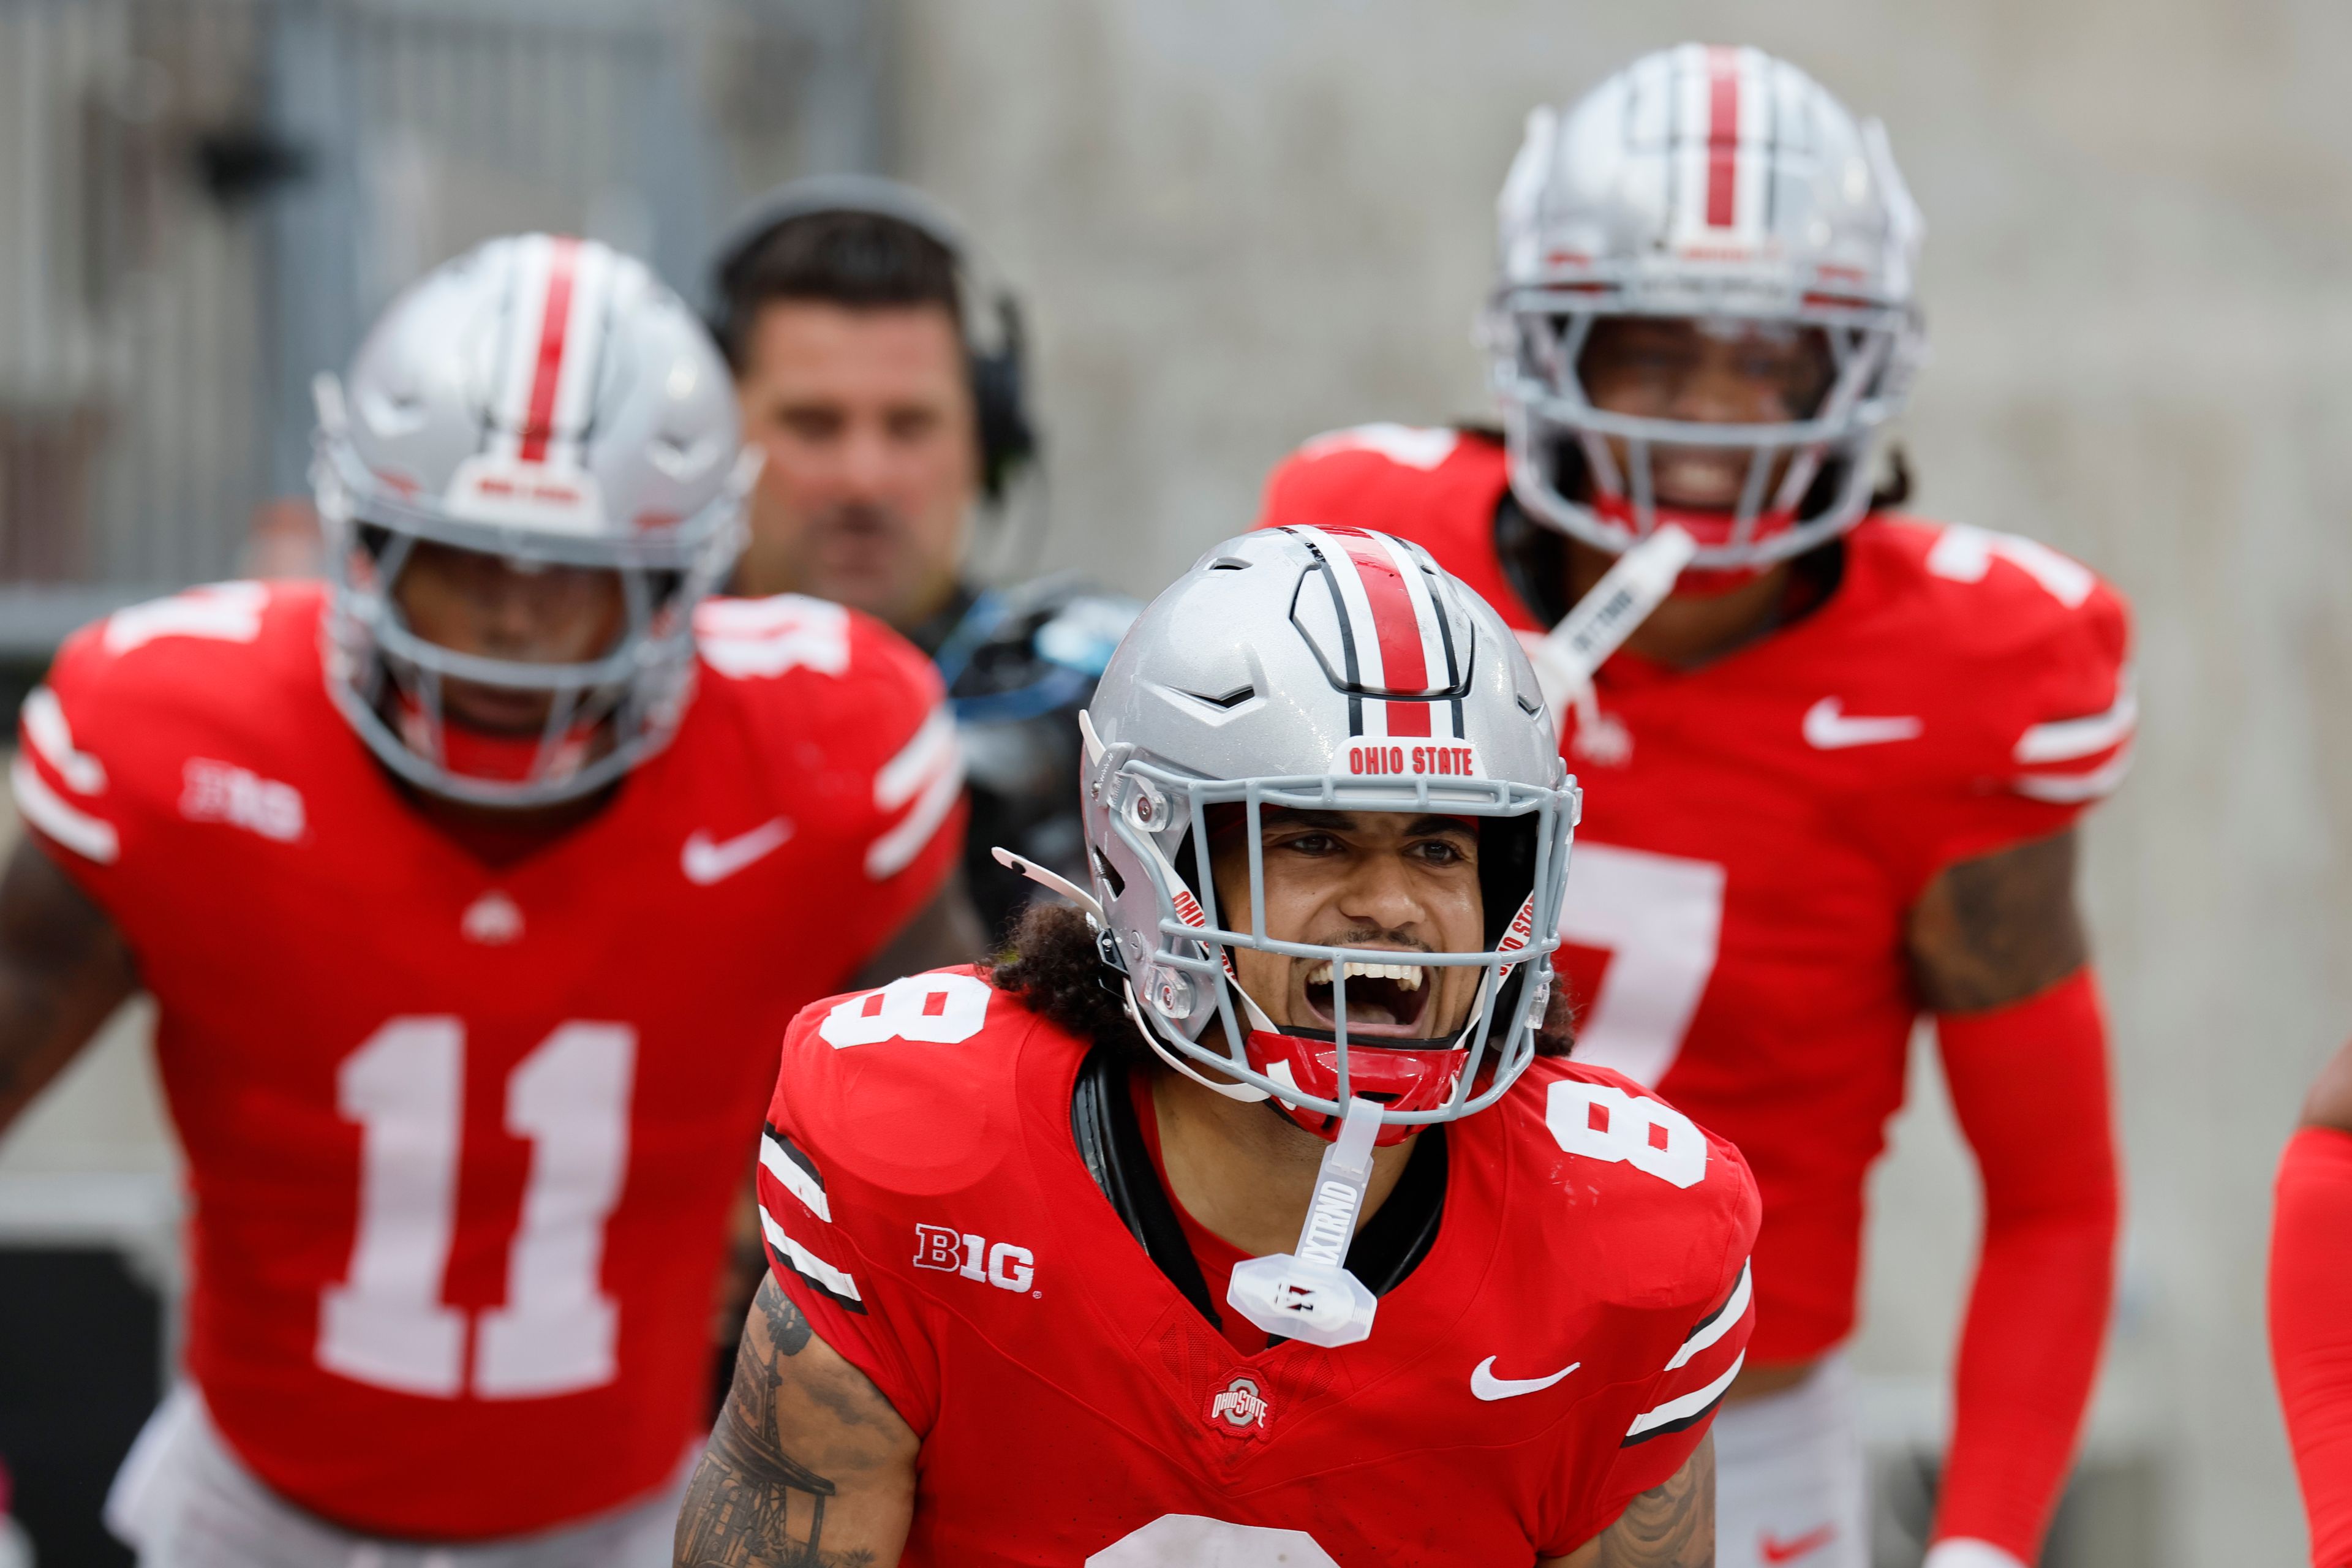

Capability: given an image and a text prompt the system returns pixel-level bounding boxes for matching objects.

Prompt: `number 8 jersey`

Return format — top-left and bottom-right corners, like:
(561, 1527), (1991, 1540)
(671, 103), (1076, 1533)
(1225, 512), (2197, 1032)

(757, 970), (1761, 1564)
(1258, 429), (2135, 1366)
(13, 580), (964, 1540)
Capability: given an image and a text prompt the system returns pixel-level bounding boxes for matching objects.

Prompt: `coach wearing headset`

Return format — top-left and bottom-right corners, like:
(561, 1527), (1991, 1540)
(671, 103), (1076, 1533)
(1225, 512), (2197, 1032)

(708, 176), (1135, 941)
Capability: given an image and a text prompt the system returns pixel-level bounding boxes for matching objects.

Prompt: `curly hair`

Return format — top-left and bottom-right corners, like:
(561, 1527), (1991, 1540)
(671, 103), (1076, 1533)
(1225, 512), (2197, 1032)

(984, 902), (1577, 1063)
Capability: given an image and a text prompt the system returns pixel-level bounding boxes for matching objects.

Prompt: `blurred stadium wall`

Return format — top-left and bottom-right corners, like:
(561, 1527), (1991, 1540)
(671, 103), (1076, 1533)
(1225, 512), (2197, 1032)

(3, 1), (2350, 1564)
(894, 2), (2352, 1564)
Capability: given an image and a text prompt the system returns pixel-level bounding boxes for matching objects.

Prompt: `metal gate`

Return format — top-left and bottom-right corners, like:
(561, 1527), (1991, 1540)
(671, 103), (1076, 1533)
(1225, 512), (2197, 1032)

(0, 0), (883, 654)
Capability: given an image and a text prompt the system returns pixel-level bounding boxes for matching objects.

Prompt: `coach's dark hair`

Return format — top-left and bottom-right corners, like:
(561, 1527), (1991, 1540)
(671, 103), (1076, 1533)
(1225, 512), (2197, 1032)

(711, 209), (963, 375)
(986, 902), (1577, 1065)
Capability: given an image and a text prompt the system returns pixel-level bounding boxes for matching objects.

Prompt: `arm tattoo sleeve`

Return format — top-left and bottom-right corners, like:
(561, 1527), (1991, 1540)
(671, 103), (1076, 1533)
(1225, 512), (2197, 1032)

(674, 1281), (874, 1568)
(1597, 1436), (1714, 1568)
(1908, 829), (2089, 1014)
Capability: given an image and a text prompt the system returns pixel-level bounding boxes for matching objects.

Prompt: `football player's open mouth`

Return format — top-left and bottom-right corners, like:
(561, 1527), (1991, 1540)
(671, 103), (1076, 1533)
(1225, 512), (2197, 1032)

(440, 679), (560, 736)
(1299, 956), (1433, 1038)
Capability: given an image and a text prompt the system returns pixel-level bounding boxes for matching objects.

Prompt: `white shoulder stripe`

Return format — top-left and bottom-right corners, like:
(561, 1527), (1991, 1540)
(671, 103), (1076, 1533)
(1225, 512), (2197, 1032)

(757, 1207), (861, 1304)
(21, 687), (105, 795)
(1627, 1349), (1745, 1439)
(1665, 1260), (1751, 1371)
(2014, 744), (2134, 804)
(2015, 671), (2136, 764)
(12, 754), (119, 864)
(760, 1131), (831, 1223)
(876, 703), (958, 812)
(867, 753), (965, 881)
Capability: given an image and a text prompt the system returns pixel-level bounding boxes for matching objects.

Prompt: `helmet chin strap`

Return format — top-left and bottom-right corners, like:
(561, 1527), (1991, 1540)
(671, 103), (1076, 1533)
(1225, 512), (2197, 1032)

(1521, 522), (1697, 732)
(993, 839), (1274, 1105)
(1121, 981), (1272, 1104)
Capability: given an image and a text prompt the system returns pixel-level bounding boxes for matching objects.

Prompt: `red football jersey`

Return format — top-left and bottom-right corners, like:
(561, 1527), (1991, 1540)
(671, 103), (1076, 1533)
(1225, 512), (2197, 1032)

(12, 580), (963, 1539)
(1258, 428), (2133, 1362)
(756, 969), (1759, 1565)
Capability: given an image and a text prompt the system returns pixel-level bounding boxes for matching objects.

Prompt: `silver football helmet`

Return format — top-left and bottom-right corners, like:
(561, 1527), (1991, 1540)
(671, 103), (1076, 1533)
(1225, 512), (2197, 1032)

(1484, 44), (1924, 569)
(1079, 527), (1578, 1144)
(312, 233), (753, 807)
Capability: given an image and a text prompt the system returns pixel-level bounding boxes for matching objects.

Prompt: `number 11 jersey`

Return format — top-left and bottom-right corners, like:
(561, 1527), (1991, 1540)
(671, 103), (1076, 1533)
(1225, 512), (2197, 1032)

(14, 580), (963, 1540)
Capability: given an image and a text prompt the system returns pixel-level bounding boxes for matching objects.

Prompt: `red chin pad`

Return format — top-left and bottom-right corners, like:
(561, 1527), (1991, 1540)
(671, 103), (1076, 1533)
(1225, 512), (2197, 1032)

(395, 694), (592, 786)
(1589, 494), (1787, 594)
(1245, 1030), (1466, 1148)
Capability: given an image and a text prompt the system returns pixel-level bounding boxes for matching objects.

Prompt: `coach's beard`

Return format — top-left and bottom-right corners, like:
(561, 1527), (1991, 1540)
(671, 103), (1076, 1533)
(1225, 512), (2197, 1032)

(796, 500), (951, 628)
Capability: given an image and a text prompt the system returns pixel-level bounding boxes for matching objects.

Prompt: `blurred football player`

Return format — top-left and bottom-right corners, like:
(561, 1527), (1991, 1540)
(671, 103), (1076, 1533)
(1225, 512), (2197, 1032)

(2270, 1042), (2352, 1567)
(0, 235), (974, 1566)
(674, 528), (1759, 1567)
(708, 175), (1137, 941)
(1258, 46), (2132, 1568)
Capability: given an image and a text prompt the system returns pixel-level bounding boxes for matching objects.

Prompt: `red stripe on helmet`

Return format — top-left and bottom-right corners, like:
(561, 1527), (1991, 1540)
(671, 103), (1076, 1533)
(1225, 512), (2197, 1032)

(1705, 47), (1741, 230)
(518, 236), (580, 464)
(1333, 536), (1434, 736)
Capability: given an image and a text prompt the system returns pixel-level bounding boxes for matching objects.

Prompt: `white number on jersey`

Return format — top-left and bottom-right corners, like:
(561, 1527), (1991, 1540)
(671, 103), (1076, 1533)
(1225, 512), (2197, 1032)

(1087, 1515), (1340, 1567)
(1924, 522), (2094, 608)
(318, 1018), (636, 1399)
(695, 594), (851, 679)
(102, 582), (270, 654)
(1546, 1079), (1709, 1189)
(818, 971), (993, 1049)
(1554, 843), (1725, 1087)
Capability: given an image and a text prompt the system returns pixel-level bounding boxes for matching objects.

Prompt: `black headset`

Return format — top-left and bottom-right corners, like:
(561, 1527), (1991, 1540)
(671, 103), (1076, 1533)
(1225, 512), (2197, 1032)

(706, 173), (1039, 504)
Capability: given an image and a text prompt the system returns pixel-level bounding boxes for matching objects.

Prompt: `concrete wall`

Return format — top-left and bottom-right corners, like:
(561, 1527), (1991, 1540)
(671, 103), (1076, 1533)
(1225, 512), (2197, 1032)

(898, 2), (2352, 1562)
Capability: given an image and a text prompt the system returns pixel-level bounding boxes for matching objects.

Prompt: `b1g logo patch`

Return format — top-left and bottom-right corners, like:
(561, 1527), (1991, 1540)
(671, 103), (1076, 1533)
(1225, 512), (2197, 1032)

(912, 1223), (1036, 1292)
(1205, 1373), (1270, 1437)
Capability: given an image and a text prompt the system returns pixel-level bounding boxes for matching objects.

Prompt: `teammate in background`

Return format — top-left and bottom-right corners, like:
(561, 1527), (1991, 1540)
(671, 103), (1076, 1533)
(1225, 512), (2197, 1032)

(0, 236), (973, 1565)
(674, 527), (1758, 1567)
(708, 175), (1137, 941)
(1259, 47), (2131, 1568)
(2270, 1042), (2352, 1567)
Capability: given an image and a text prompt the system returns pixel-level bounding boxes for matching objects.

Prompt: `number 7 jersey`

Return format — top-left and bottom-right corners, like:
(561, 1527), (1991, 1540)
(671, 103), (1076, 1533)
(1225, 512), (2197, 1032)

(12, 581), (965, 1540)
(1259, 429), (2135, 1363)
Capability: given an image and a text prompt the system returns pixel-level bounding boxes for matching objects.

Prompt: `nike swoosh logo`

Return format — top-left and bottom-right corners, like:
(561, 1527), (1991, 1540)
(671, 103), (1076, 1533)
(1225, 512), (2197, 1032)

(682, 818), (793, 885)
(1802, 696), (1923, 750)
(1469, 1355), (1580, 1401)
(1760, 1525), (1836, 1564)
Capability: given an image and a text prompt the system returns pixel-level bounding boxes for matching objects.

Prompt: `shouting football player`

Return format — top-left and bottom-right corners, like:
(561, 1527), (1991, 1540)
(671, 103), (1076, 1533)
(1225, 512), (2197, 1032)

(1259, 47), (2132, 1568)
(0, 236), (975, 1564)
(674, 527), (1758, 1567)
(709, 175), (1137, 941)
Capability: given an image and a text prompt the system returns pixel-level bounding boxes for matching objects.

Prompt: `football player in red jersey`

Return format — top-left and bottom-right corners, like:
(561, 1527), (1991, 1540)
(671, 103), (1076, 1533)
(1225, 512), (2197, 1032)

(674, 527), (1760, 1567)
(0, 235), (976, 1565)
(1257, 47), (2131, 1568)
(2270, 1041), (2352, 1567)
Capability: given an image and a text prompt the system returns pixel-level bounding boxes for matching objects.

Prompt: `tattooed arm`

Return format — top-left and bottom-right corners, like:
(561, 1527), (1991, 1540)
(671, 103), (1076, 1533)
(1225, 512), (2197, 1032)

(1907, 828), (2087, 1011)
(1542, 1435), (1714, 1567)
(675, 1276), (919, 1568)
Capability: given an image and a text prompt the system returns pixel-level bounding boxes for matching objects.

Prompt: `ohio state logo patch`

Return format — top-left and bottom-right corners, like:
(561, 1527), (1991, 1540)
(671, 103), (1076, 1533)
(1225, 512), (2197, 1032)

(1205, 1373), (1269, 1438)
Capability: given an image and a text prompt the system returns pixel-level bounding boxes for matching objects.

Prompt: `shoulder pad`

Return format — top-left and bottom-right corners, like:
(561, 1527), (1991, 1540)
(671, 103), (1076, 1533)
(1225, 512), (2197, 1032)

(939, 578), (1139, 723)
